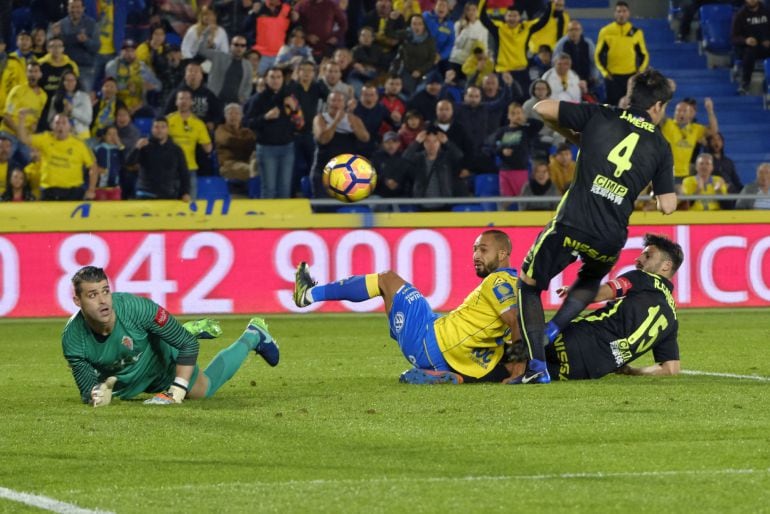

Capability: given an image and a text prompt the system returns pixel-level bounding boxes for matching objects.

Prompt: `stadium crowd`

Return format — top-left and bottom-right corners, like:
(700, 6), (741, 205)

(0, 0), (768, 209)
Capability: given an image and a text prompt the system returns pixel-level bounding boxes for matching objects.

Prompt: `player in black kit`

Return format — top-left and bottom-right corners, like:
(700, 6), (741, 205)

(511, 69), (678, 385)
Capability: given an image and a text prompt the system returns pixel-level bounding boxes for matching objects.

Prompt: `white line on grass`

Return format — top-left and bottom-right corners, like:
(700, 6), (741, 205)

(0, 486), (113, 514)
(681, 369), (770, 382)
(88, 467), (767, 493)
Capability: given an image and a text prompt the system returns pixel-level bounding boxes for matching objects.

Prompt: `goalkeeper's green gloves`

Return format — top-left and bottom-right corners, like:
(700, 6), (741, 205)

(90, 376), (117, 408)
(143, 379), (188, 405)
(183, 318), (222, 339)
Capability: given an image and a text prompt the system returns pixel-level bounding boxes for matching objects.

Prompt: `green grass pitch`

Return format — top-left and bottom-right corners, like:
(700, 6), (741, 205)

(1, 310), (770, 513)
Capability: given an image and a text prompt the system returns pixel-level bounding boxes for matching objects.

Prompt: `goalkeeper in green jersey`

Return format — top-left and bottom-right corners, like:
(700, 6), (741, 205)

(62, 266), (279, 407)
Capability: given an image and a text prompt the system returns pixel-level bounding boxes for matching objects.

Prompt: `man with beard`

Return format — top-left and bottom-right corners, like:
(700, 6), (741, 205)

(292, 230), (522, 384)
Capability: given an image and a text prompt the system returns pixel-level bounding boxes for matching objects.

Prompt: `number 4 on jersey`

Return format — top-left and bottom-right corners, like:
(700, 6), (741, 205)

(607, 133), (640, 178)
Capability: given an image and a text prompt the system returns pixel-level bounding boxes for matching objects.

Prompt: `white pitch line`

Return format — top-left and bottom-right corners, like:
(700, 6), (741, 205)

(681, 369), (770, 382)
(0, 486), (113, 514)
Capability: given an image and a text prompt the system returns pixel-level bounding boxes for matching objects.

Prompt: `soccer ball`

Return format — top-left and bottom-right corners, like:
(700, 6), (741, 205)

(322, 153), (378, 203)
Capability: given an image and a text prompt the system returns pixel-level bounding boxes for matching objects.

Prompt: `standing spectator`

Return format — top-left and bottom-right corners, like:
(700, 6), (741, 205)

(541, 52), (584, 103)
(38, 36), (80, 123)
(487, 101), (543, 200)
(523, 78), (564, 158)
(276, 27), (316, 70)
(706, 131), (743, 207)
(406, 69), (444, 122)
(433, 98), (473, 171)
(30, 28), (48, 60)
(454, 84), (489, 159)
(595, 1), (649, 105)
(105, 39), (161, 115)
(519, 160), (559, 210)
(379, 74), (407, 134)
(682, 153), (727, 211)
(553, 20), (601, 96)
(732, 0), (770, 95)
(91, 77), (124, 135)
(17, 111), (96, 200)
(320, 60), (354, 101)
(736, 162), (770, 210)
(461, 44), (494, 87)
(311, 90), (370, 197)
(660, 97), (719, 186)
(422, 0), (454, 71)
(181, 6), (229, 58)
(480, 4), (547, 96)
(215, 103), (256, 187)
(398, 109), (424, 148)
(527, 0), (570, 55)
(115, 105), (140, 154)
(333, 48), (355, 83)
(242, 0), (295, 76)
(361, 0), (405, 59)
(50, 0), (100, 92)
(403, 127), (466, 210)
(164, 61), (221, 129)
(128, 117), (190, 201)
(296, 0), (349, 59)
(350, 26), (384, 93)
(395, 14), (437, 93)
(197, 34), (254, 106)
(48, 70), (92, 139)
(287, 60), (328, 196)
(354, 84), (390, 157)
(448, 2), (488, 80)
(244, 67), (302, 199)
(370, 131), (410, 202)
(1, 61), (47, 140)
(481, 73), (518, 134)
(136, 24), (167, 69)
(548, 142), (575, 194)
(154, 43), (184, 107)
(166, 89), (213, 199)
(91, 125), (125, 200)
(1, 167), (36, 202)
(85, 0), (129, 90)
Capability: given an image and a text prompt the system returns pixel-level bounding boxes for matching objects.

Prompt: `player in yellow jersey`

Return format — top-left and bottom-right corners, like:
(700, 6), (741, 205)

(293, 230), (522, 384)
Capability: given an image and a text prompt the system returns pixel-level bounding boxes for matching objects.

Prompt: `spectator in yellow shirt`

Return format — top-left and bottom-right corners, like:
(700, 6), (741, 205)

(548, 142), (575, 194)
(527, 0), (570, 55)
(682, 153), (727, 211)
(1, 61), (47, 138)
(17, 111), (97, 201)
(660, 97), (719, 186)
(166, 89), (213, 200)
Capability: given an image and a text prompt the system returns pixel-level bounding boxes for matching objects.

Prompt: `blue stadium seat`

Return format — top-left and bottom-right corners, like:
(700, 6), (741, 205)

(764, 59), (770, 109)
(474, 174), (499, 197)
(300, 175), (312, 198)
(451, 204), (484, 212)
(247, 176), (261, 198)
(133, 117), (153, 137)
(197, 176), (230, 200)
(699, 4), (734, 54)
(337, 204), (372, 213)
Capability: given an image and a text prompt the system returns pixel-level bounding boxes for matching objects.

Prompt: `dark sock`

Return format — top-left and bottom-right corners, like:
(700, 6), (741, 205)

(550, 277), (602, 329)
(517, 280), (546, 362)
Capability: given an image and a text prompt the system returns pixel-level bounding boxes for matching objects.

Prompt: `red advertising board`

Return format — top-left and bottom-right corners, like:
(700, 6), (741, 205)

(0, 224), (768, 317)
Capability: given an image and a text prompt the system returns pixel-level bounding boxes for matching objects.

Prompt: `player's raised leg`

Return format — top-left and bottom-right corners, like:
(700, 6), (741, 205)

(188, 317), (280, 399)
(293, 262), (407, 314)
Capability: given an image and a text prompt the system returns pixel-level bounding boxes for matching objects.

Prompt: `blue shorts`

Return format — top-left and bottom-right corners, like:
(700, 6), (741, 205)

(388, 284), (450, 371)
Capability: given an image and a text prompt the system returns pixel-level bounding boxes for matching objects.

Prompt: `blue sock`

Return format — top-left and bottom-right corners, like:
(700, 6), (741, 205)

(312, 274), (379, 302)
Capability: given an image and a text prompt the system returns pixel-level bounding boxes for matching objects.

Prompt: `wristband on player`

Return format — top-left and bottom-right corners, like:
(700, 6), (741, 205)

(168, 377), (189, 403)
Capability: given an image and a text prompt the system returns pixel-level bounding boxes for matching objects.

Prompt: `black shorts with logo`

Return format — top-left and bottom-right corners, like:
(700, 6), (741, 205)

(521, 221), (624, 290)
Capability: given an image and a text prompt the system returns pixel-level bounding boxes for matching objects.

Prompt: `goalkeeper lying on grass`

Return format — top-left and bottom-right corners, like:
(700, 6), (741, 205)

(62, 266), (279, 407)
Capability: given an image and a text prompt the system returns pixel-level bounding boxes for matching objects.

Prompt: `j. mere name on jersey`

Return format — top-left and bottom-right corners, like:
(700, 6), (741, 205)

(619, 110), (655, 133)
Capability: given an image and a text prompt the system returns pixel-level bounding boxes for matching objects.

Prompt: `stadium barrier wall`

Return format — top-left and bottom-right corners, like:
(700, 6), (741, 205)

(1, 200), (769, 317)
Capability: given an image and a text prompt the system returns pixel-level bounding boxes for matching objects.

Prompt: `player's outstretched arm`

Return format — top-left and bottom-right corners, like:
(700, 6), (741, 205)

(533, 99), (580, 145)
(617, 360), (680, 376)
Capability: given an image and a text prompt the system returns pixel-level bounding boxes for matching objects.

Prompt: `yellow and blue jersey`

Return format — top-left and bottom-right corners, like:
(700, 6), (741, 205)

(433, 268), (518, 378)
